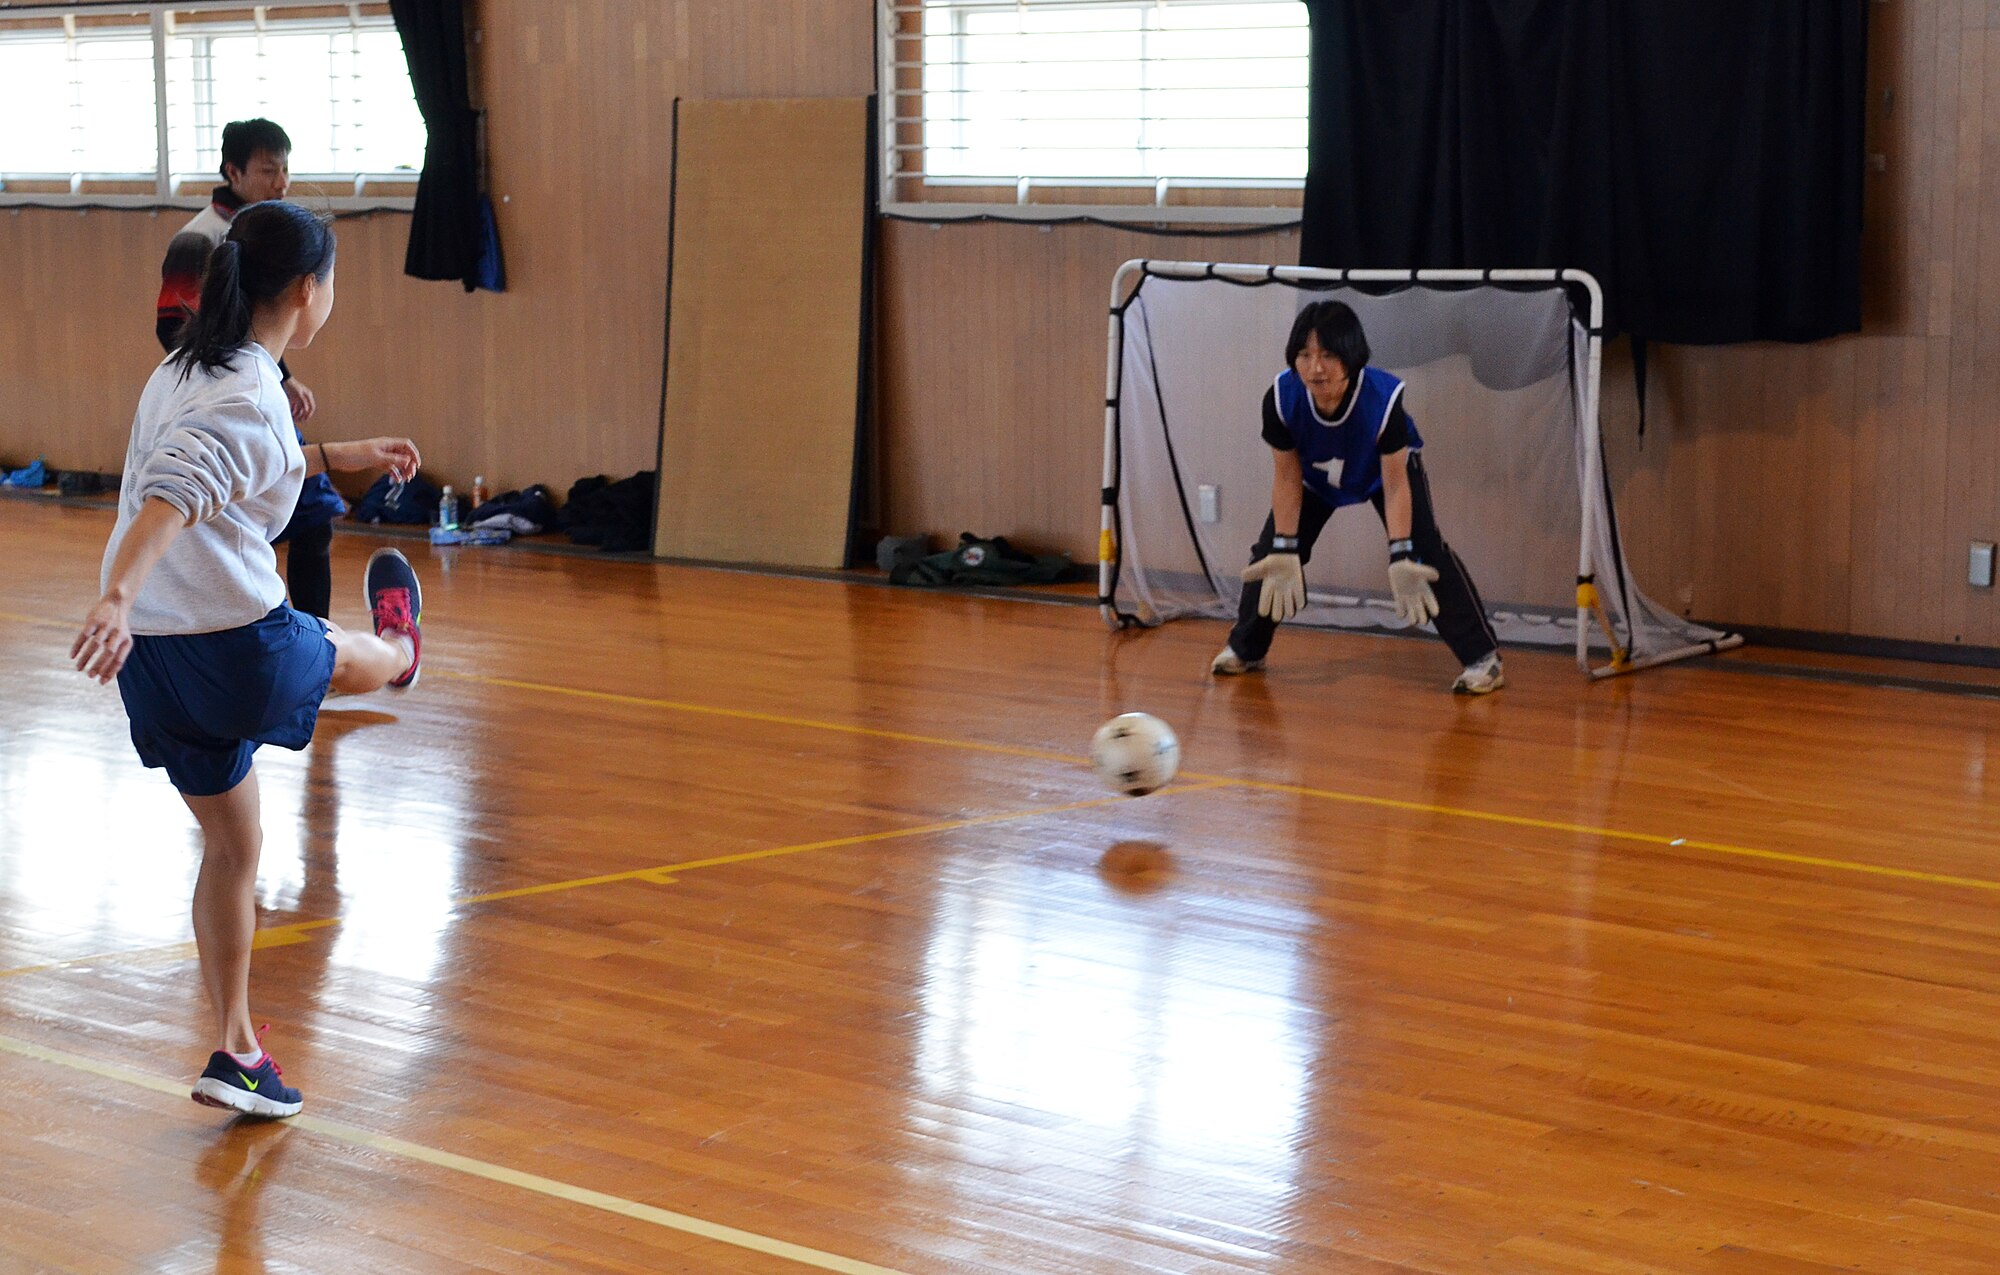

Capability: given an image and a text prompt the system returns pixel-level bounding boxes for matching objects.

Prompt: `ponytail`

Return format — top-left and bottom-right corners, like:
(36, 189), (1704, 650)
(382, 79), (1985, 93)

(174, 241), (255, 377)
(171, 201), (335, 379)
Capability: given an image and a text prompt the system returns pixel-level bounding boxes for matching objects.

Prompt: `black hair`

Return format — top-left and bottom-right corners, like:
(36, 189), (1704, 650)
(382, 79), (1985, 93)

(1285, 300), (1371, 376)
(171, 202), (335, 379)
(220, 118), (292, 180)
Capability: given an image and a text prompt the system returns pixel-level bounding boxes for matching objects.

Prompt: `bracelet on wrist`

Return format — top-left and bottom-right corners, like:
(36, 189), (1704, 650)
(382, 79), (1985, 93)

(1388, 537), (1417, 562)
(317, 442), (331, 472)
(1271, 534), (1300, 553)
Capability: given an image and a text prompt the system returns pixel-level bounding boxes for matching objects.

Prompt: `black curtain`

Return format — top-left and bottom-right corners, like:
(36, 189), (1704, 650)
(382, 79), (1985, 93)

(391, 0), (492, 289)
(1300, 1), (1867, 344)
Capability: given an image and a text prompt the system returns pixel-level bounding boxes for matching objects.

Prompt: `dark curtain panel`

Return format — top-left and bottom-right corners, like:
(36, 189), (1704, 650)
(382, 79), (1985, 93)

(391, 0), (496, 290)
(1300, 1), (1866, 344)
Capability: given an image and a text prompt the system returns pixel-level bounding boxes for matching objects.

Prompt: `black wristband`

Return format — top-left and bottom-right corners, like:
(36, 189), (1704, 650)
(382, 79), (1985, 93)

(1388, 537), (1418, 563)
(1271, 534), (1300, 553)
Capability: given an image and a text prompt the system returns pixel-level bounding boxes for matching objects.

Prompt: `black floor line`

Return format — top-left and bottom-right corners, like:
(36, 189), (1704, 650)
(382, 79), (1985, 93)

(1694, 656), (2000, 702)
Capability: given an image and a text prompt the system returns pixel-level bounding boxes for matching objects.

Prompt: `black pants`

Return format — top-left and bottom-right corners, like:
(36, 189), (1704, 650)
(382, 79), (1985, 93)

(1228, 453), (1497, 666)
(280, 519), (334, 620)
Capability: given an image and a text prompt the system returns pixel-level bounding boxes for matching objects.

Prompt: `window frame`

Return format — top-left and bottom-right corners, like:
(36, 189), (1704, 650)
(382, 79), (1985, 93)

(879, 0), (1307, 225)
(0, 0), (422, 212)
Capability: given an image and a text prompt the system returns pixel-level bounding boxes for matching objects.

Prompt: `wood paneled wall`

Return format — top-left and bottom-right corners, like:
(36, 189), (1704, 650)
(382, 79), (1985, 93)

(5, 1), (2000, 645)
(0, 0), (875, 498)
(878, 1), (2000, 648)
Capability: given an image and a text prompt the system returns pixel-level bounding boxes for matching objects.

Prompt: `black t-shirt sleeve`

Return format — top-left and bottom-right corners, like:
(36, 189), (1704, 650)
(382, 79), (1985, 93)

(1261, 386), (1294, 450)
(1376, 399), (1411, 455)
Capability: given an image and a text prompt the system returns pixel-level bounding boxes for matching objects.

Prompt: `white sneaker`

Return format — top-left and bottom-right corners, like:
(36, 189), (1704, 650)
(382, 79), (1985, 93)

(1452, 652), (1505, 695)
(1210, 645), (1265, 676)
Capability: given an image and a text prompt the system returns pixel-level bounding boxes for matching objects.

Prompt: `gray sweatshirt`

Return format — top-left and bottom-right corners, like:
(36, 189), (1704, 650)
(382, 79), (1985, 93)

(101, 344), (303, 635)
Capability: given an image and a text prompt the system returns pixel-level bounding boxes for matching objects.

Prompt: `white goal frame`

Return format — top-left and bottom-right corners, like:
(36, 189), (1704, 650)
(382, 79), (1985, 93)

(1098, 259), (1744, 679)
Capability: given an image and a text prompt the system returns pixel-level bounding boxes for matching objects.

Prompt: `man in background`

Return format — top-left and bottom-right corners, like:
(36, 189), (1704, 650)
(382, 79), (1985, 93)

(155, 117), (346, 619)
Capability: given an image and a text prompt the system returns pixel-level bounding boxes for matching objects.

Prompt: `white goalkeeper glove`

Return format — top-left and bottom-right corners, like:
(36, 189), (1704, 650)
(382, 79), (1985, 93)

(1387, 539), (1439, 626)
(1242, 537), (1306, 622)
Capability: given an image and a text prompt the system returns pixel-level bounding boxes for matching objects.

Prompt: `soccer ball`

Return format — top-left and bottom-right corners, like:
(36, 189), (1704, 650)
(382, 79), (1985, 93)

(1091, 712), (1181, 797)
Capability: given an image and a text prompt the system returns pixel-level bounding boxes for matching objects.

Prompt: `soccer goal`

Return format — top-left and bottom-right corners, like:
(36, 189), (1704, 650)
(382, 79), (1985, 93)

(1099, 260), (1741, 678)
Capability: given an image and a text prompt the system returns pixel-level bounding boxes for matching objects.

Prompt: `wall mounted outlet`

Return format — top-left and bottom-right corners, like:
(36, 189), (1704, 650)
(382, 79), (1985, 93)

(1197, 484), (1220, 524)
(1971, 541), (1995, 588)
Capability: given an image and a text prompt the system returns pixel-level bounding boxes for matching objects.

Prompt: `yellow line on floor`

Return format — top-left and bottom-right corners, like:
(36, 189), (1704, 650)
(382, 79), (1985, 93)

(0, 786), (1221, 977)
(14, 613), (1990, 892)
(0, 941), (194, 979)
(1209, 775), (2000, 893)
(0, 917), (342, 981)
(447, 669), (2000, 895)
(433, 670), (1088, 766)
(10, 639), (1994, 976)
(0, 1030), (918, 1275)
(458, 786), (1217, 905)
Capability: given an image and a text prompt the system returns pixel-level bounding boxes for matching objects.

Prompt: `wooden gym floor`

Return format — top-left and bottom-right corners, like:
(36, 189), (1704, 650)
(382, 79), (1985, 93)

(3, 497), (2000, 1274)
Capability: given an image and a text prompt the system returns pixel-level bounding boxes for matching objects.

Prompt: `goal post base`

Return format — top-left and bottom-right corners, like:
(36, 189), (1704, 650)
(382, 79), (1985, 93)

(1588, 633), (1746, 680)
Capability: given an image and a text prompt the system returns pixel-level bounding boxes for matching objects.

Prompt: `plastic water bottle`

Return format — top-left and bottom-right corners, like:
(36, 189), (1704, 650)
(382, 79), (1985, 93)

(470, 474), (489, 512)
(438, 485), (459, 531)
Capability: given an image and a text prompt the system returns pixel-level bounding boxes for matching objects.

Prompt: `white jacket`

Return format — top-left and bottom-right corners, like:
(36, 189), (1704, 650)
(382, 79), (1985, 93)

(101, 344), (303, 635)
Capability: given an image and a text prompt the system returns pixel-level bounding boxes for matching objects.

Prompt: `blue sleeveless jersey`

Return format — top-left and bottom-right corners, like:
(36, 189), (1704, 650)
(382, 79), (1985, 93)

(1271, 366), (1421, 509)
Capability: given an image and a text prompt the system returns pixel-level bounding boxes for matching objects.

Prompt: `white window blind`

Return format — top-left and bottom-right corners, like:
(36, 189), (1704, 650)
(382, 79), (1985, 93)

(881, 0), (1309, 221)
(0, 3), (426, 206)
(0, 25), (158, 175)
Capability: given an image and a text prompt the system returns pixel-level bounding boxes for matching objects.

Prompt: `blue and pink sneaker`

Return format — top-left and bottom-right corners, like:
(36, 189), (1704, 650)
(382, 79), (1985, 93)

(364, 547), (423, 689)
(191, 1028), (303, 1119)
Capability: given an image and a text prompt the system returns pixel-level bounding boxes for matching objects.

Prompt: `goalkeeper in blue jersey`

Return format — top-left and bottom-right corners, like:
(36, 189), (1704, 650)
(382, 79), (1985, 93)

(1210, 301), (1505, 694)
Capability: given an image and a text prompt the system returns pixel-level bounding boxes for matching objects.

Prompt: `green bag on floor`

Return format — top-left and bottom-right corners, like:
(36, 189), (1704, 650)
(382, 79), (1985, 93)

(890, 533), (1076, 588)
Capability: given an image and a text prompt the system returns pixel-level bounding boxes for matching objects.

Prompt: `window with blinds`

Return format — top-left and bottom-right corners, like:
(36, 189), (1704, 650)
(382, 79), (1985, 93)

(0, 3), (425, 205)
(880, 0), (1308, 221)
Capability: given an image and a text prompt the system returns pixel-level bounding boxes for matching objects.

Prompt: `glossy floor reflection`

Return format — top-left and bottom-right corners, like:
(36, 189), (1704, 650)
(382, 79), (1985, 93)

(4, 498), (2000, 1273)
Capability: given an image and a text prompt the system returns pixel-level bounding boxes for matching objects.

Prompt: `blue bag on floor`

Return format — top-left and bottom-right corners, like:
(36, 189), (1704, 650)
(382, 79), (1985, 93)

(353, 472), (442, 525)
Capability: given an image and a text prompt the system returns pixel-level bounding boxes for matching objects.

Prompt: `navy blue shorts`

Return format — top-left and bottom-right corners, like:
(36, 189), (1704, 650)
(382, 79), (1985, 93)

(116, 605), (336, 797)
